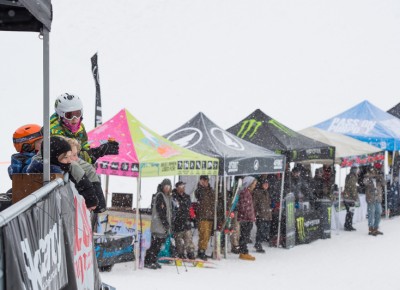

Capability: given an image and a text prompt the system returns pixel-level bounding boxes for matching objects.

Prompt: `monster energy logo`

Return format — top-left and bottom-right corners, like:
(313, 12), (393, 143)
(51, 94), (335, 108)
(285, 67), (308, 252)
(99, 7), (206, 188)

(327, 207), (332, 225)
(286, 202), (295, 228)
(297, 217), (305, 241)
(268, 119), (296, 136)
(236, 119), (262, 138)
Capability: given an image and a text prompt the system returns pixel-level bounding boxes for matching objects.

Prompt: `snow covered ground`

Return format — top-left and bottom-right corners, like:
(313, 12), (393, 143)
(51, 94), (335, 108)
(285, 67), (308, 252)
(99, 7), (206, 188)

(101, 217), (400, 290)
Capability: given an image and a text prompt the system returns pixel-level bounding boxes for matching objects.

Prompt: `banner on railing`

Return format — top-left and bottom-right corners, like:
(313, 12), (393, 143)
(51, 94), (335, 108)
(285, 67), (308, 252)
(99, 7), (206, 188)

(3, 188), (68, 290)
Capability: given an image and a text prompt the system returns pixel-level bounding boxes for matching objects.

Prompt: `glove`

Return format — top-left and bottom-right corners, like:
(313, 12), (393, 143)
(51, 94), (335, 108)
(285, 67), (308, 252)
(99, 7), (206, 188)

(89, 140), (119, 162)
(99, 140), (119, 156)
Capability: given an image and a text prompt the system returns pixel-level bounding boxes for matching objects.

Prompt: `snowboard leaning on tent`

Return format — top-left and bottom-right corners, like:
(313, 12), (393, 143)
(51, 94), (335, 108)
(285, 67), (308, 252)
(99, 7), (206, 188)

(222, 178), (243, 234)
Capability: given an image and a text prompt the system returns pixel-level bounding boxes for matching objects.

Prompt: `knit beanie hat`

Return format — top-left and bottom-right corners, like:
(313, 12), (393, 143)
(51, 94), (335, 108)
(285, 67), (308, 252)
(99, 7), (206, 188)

(41, 136), (72, 165)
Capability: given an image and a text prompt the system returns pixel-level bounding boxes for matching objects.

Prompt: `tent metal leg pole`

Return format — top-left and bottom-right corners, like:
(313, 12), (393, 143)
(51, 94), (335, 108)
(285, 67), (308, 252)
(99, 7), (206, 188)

(134, 174), (141, 270)
(223, 175), (227, 258)
(105, 175), (110, 207)
(42, 27), (50, 184)
(277, 170), (285, 248)
(336, 165), (342, 234)
(213, 175), (219, 259)
(385, 151), (389, 219)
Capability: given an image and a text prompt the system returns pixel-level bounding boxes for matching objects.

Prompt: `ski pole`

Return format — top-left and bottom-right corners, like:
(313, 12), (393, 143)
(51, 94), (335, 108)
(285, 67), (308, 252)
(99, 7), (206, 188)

(182, 259), (188, 272)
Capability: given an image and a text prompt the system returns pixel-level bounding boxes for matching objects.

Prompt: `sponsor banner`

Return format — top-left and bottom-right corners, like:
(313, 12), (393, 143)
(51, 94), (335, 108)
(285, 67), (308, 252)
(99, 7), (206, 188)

(95, 161), (140, 177)
(327, 118), (376, 135)
(225, 157), (284, 175)
(285, 193), (296, 249)
(3, 189), (68, 290)
(295, 210), (321, 244)
(61, 183), (101, 290)
(95, 210), (152, 269)
(290, 147), (335, 162)
(339, 152), (384, 168)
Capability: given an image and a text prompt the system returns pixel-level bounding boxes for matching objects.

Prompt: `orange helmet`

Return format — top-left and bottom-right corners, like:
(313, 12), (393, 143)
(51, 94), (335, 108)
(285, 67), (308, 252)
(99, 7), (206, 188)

(13, 124), (43, 153)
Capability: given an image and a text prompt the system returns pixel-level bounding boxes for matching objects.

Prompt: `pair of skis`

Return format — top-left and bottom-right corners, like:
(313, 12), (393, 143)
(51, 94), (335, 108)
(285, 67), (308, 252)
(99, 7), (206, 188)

(158, 257), (216, 269)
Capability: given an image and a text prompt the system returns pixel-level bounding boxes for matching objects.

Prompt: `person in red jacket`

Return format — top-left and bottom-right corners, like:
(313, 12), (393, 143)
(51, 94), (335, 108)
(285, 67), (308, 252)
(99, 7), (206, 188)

(237, 176), (257, 261)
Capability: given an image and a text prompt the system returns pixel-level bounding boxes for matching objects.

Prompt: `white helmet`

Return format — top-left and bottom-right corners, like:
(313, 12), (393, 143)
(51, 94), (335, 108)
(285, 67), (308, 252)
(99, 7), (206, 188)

(54, 93), (83, 118)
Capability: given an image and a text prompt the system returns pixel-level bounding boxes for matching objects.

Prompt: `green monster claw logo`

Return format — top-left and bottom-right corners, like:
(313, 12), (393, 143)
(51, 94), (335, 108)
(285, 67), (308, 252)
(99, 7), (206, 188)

(327, 207), (332, 225)
(286, 202), (295, 228)
(329, 147), (334, 158)
(296, 217), (305, 241)
(236, 119), (262, 138)
(268, 119), (296, 136)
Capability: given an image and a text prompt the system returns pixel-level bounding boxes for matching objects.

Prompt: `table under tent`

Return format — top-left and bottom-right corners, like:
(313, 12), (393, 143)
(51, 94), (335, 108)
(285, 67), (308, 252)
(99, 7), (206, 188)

(88, 108), (219, 269)
(299, 127), (383, 230)
(227, 109), (336, 248)
(164, 112), (285, 257)
(314, 100), (400, 217)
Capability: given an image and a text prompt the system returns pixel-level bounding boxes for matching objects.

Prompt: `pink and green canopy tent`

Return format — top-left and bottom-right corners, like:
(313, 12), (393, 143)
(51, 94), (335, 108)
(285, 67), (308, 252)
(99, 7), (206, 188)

(87, 108), (219, 177)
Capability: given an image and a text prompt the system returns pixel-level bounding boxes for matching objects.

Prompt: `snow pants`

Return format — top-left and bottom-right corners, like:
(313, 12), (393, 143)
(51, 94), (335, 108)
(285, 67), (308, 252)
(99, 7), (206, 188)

(174, 229), (195, 256)
(145, 236), (166, 264)
(239, 221), (253, 254)
(198, 220), (213, 251)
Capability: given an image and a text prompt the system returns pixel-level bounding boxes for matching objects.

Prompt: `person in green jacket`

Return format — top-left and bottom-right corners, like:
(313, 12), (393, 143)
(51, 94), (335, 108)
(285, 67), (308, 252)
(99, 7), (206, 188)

(50, 93), (119, 164)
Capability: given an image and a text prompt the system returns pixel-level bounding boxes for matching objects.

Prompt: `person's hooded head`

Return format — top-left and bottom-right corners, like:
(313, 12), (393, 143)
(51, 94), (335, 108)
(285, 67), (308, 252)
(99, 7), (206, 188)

(159, 178), (172, 195)
(42, 136), (72, 172)
(350, 166), (359, 175)
(242, 176), (257, 192)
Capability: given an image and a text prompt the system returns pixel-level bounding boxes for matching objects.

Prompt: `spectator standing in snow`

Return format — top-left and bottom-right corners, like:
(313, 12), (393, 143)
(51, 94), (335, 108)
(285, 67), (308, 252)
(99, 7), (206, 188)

(50, 93), (119, 164)
(171, 181), (196, 260)
(364, 166), (384, 236)
(145, 179), (173, 269)
(343, 167), (359, 231)
(195, 175), (215, 260)
(237, 176), (257, 261)
(252, 176), (272, 253)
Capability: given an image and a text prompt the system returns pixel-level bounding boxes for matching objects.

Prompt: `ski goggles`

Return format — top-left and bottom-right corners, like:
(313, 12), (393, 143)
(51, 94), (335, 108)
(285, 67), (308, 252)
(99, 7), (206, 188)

(64, 110), (82, 120)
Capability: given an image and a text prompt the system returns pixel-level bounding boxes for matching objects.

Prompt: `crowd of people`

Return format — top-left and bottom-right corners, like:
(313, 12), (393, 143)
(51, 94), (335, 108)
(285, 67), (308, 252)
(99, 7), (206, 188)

(5, 93), (394, 273)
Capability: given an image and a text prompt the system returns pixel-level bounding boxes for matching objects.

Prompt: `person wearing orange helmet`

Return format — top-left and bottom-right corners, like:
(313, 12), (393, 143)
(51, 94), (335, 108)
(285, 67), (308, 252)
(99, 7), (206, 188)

(8, 124), (43, 178)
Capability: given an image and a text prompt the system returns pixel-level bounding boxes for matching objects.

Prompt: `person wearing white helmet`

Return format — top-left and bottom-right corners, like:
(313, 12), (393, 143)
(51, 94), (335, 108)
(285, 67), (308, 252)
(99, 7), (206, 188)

(50, 93), (119, 164)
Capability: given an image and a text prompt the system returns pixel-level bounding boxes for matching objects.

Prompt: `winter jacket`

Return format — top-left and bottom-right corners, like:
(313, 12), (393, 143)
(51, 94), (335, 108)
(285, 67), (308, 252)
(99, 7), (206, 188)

(172, 189), (192, 233)
(8, 152), (36, 179)
(151, 191), (172, 238)
(76, 158), (100, 183)
(364, 173), (384, 204)
(195, 183), (215, 221)
(343, 172), (359, 202)
(252, 188), (272, 220)
(237, 188), (256, 222)
(26, 155), (99, 209)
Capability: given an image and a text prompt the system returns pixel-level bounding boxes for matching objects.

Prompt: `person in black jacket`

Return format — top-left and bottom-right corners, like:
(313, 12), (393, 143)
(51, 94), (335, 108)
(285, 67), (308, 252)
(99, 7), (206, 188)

(27, 136), (98, 210)
(172, 181), (195, 260)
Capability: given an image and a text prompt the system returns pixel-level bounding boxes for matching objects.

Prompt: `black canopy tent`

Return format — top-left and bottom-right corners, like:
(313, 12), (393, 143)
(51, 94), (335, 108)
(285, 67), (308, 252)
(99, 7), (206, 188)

(164, 112), (285, 176)
(227, 109), (335, 164)
(0, 0), (52, 182)
(164, 112), (286, 253)
(388, 102), (400, 119)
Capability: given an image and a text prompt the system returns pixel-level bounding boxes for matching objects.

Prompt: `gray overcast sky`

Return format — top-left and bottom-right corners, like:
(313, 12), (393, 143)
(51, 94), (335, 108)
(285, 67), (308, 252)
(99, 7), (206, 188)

(1, 0), (400, 187)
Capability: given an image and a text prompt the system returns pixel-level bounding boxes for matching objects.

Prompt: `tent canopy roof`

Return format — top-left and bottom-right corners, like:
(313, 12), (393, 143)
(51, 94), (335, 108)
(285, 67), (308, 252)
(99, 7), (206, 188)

(388, 102), (400, 119)
(314, 100), (400, 151)
(226, 109), (335, 163)
(88, 109), (219, 177)
(164, 112), (285, 175)
(299, 127), (382, 165)
(0, 0), (52, 32)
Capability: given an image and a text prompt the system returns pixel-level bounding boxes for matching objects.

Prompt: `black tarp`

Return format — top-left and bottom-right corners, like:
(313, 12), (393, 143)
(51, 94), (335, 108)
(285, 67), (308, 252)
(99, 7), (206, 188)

(227, 109), (335, 163)
(164, 112), (285, 176)
(0, 0), (52, 32)
(388, 103), (400, 119)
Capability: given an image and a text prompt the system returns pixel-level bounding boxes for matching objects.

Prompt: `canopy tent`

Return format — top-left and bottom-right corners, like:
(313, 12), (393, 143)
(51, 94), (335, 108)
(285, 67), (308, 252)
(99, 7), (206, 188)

(164, 112), (285, 252)
(163, 112), (285, 176)
(226, 109), (335, 164)
(299, 127), (383, 167)
(388, 102), (400, 120)
(314, 100), (400, 151)
(88, 108), (219, 268)
(0, 0), (52, 182)
(88, 108), (219, 177)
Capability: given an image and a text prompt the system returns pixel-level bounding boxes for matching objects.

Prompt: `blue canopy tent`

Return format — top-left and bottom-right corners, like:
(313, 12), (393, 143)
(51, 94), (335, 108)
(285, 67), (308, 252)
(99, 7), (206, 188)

(314, 100), (400, 151)
(314, 100), (400, 218)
